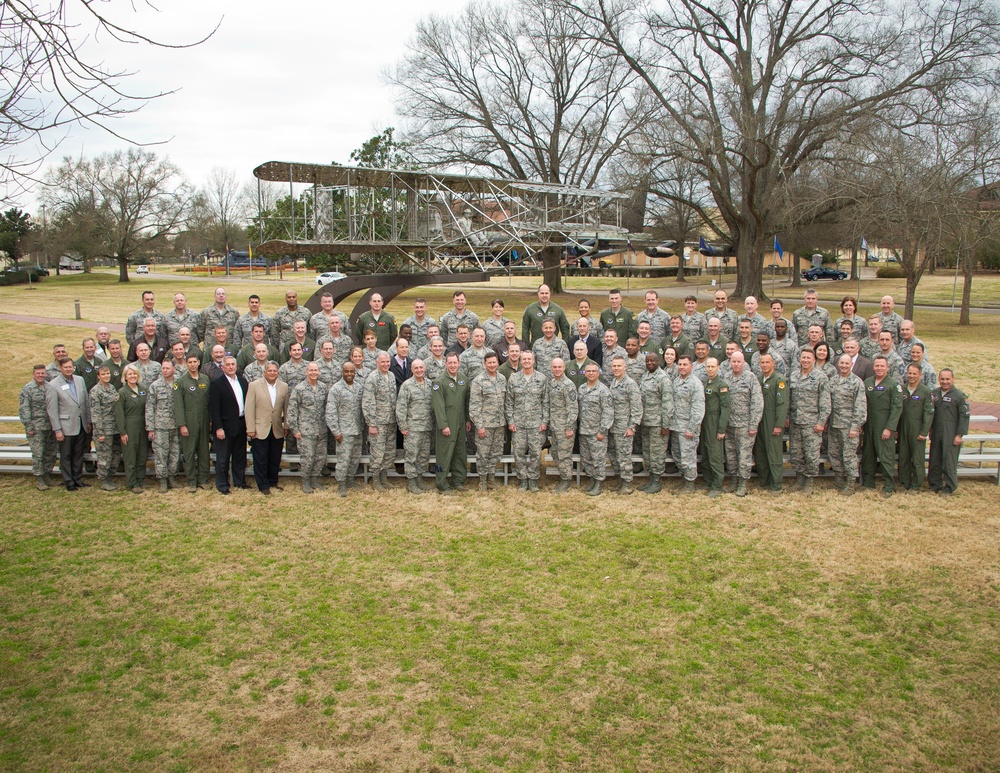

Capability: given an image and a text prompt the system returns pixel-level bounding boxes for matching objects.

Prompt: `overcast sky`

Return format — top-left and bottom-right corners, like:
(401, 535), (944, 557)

(18, 0), (471, 211)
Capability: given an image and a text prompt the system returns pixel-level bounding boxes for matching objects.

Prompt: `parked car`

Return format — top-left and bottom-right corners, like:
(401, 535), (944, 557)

(316, 271), (347, 285)
(136, 265), (150, 275)
(801, 266), (848, 281)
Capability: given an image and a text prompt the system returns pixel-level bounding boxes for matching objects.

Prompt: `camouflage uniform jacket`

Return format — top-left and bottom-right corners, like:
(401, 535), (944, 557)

(362, 371), (398, 426)
(505, 371), (550, 427)
(144, 377), (178, 430)
(396, 378), (435, 433)
(326, 380), (364, 437)
(468, 373), (507, 429)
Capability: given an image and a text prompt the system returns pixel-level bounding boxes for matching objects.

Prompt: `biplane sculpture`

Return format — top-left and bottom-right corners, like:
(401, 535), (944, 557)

(252, 161), (632, 274)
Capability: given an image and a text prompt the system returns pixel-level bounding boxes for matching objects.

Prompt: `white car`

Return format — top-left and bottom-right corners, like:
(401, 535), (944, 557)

(136, 265), (149, 275)
(316, 271), (347, 285)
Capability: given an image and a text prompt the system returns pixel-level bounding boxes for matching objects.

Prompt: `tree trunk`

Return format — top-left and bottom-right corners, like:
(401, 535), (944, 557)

(117, 257), (130, 282)
(676, 236), (686, 282)
(904, 271), (918, 321)
(850, 245), (859, 281)
(732, 236), (765, 300)
(959, 253), (974, 326)
(541, 243), (562, 294)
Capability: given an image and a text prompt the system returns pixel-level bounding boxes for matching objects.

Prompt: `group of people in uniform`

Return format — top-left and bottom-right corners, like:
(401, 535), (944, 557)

(19, 284), (972, 498)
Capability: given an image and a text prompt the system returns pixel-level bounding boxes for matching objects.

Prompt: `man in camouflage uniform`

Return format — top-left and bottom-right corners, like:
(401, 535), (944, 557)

(432, 352), (471, 493)
(363, 352), (398, 490)
(243, 344), (274, 384)
(506, 351), (549, 492)
(396, 358), (435, 495)
(310, 292), (350, 342)
(315, 315), (354, 365)
(636, 290), (670, 343)
(469, 352), (507, 491)
(532, 319), (571, 377)
(754, 353), (789, 492)
(547, 357), (579, 493)
(314, 341), (343, 387)
(739, 296), (775, 343)
(402, 298), (437, 351)
(706, 289), (740, 342)
(862, 354), (904, 497)
(771, 319), (798, 372)
(439, 290), (480, 348)
(681, 295), (708, 341)
(232, 295), (273, 351)
(792, 288), (834, 346)
(326, 362), (364, 497)
(287, 362), (328, 493)
(272, 290), (313, 349)
(722, 352), (763, 497)
(670, 355), (706, 493)
(459, 326), (492, 382)
(876, 331), (905, 380)
(607, 355), (643, 494)
(827, 353), (867, 495)
(577, 362), (614, 496)
(88, 365), (121, 490)
(20, 364), (57, 489)
(133, 342), (163, 385)
(165, 292), (201, 345)
(789, 348), (831, 494)
(144, 359), (180, 492)
(877, 295), (904, 345)
(198, 287), (239, 344)
(600, 329), (627, 385)
(125, 290), (167, 342)
(638, 352), (673, 494)
(174, 353), (212, 490)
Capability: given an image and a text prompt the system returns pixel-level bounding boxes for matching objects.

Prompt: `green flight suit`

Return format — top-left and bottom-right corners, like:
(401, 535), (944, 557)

(754, 370), (789, 491)
(174, 371), (212, 488)
(928, 386), (971, 494)
(897, 382), (934, 490)
(862, 376), (903, 491)
(354, 311), (397, 351)
(431, 371), (470, 491)
(115, 384), (148, 489)
(700, 375), (731, 490)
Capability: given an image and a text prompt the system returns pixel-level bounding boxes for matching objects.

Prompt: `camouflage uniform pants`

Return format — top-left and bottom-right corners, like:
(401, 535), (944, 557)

(579, 433), (608, 481)
(512, 427), (545, 481)
(297, 434), (327, 479)
(790, 424), (822, 477)
(670, 432), (700, 482)
(827, 427), (860, 481)
(93, 434), (121, 481)
(641, 426), (668, 478)
(27, 430), (57, 477)
(724, 426), (756, 479)
(368, 422), (397, 476)
(403, 430), (432, 479)
(151, 429), (180, 479)
(608, 426), (634, 481)
(548, 428), (575, 481)
(474, 427), (505, 479)
(336, 435), (362, 482)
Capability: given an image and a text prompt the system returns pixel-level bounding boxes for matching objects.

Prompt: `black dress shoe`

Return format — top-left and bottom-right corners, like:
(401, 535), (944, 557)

(272, 484), (284, 491)
(76, 481), (90, 488)
(217, 489), (231, 495)
(237, 484), (251, 490)
(260, 488), (271, 496)
(65, 484), (77, 492)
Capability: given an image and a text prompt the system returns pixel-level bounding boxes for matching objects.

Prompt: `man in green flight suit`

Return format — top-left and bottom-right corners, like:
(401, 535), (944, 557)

(928, 367), (971, 496)
(700, 357), (730, 498)
(432, 352), (471, 493)
(754, 353), (788, 492)
(862, 354), (904, 497)
(174, 353), (212, 491)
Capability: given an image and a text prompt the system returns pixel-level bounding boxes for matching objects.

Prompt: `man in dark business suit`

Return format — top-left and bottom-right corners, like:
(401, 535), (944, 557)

(843, 339), (874, 381)
(209, 356), (249, 494)
(389, 338), (413, 392)
(569, 317), (603, 366)
(45, 358), (92, 491)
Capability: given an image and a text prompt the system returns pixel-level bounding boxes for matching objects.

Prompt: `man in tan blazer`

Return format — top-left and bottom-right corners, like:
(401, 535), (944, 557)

(244, 361), (289, 495)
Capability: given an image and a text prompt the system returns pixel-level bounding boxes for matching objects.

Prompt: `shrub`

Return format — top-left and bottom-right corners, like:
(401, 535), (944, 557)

(875, 266), (906, 279)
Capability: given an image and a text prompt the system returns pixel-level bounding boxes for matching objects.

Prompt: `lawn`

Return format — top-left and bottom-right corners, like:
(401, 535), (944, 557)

(0, 273), (998, 770)
(0, 478), (997, 771)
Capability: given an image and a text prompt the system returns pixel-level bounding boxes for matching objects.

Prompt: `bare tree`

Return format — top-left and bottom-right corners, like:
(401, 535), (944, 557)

(205, 167), (251, 252)
(567, 0), (1000, 299)
(0, 1), (216, 201)
(41, 149), (192, 281)
(387, 0), (650, 291)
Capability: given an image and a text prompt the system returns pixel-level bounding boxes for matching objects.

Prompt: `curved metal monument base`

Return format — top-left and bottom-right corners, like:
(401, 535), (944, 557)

(305, 272), (491, 326)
